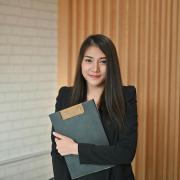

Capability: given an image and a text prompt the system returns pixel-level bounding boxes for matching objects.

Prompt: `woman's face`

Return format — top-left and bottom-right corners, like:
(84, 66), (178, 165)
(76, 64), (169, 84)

(81, 46), (107, 88)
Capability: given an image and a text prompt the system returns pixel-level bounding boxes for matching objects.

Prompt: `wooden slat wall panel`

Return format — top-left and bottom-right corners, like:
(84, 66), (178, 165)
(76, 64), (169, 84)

(176, 2), (180, 180)
(58, 0), (180, 179)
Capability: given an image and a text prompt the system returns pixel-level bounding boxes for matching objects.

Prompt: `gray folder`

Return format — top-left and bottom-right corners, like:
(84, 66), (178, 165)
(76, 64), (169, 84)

(49, 100), (113, 179)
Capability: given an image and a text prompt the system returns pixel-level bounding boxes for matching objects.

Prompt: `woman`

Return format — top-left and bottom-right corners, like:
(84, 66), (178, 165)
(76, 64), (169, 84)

(51, 34), (138, 180)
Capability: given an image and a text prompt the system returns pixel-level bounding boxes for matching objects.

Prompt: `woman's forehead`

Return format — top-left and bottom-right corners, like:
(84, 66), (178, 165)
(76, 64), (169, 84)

(84, 46), (106, 58)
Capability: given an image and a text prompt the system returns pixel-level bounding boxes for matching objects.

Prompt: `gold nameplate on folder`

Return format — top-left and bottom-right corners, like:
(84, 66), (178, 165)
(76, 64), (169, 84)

(60, 104), (84, 120)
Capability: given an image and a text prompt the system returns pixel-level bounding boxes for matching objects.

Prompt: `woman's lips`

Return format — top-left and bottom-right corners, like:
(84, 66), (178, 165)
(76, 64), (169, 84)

(88, 74), (101, 79)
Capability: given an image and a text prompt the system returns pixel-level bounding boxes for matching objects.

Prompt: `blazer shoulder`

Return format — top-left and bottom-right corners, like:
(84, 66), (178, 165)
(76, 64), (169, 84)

(122, 85), (137, 102)
(55, 86), (73, 111)
(58, 86), (73, 97)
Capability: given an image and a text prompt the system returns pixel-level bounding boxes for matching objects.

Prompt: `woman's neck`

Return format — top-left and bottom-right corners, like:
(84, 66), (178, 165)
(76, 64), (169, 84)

(86, 85), (104, 107)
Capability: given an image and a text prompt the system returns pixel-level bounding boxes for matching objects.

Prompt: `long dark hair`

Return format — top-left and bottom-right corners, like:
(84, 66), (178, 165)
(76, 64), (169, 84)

(71, 34), (126, 128)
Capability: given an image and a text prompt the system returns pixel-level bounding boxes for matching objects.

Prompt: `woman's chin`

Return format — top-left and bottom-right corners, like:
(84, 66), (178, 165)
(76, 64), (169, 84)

(87, 80), (104, 87)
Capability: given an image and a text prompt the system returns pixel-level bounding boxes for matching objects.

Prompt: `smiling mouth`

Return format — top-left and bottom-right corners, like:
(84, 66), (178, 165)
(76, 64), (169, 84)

(89, 74), (101, 78)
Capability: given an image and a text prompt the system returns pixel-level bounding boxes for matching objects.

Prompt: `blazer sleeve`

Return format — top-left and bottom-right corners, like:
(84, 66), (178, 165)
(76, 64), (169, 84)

(78, 86), (138, 165)
(51, 87), (70, 179)
(51, 87), (64, 157)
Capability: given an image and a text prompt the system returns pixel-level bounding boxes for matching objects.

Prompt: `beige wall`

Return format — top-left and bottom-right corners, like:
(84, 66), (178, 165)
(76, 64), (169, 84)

(0, 0), (57, 179)
(58, 0), (180, 180)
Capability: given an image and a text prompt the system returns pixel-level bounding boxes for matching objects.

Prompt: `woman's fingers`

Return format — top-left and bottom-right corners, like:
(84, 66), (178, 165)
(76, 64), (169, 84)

(53, 132), (66, 139)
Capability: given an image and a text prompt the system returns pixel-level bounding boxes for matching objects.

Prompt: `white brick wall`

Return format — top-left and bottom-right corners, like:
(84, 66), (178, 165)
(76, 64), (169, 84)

(0, 154), (53, 180)
(0, 0), (57, 179)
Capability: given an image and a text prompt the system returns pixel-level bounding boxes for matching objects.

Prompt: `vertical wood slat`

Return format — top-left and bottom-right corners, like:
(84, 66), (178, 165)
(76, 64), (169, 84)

(136, 0), (150, 179)
(58, 0), (180, 179)
(119, 0), (129, 83)
(145, 0), (160, 179)
(170, 0), (180, 179)
(164, 0), (171, 178)
(168, 0), (178, 179)
(71, 0), (77, 81)
(96, 0), (102, 33)
(114, 0), (120, 49)
(156, 0), (165, 178)
(111, 0), (117, 40)
(58, 0), (71, 86)
(157, 0), (170, 178)
(176, 2), (180, 180)
(87, 0), (93, 35)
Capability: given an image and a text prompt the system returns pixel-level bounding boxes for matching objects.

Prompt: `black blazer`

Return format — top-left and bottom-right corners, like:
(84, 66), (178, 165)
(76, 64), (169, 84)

(51, 86), (138, 180)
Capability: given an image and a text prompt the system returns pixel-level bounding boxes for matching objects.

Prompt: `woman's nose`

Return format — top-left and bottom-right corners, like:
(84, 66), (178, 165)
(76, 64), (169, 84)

(91, 62), (100, 72)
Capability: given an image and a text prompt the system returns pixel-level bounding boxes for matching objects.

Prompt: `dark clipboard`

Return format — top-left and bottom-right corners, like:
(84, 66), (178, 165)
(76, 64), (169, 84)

(49, 100), (114, 179)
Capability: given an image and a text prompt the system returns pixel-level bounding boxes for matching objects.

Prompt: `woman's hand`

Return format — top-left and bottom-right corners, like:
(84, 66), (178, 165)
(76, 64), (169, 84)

(53, 132), (78, 156)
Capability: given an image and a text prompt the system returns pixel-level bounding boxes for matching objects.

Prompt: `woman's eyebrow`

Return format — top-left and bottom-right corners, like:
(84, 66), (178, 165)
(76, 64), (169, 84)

(84, 56), (106, 59)
(84, 56), (93, 58)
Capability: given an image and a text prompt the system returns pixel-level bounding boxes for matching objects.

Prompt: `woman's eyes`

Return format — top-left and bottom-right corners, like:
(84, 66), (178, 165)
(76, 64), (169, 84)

(84, 59), (107, 64)
(99, 60), (107, 64)
(84, 59), (93, 63)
